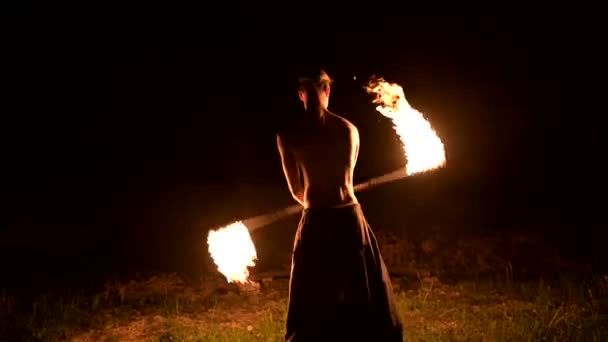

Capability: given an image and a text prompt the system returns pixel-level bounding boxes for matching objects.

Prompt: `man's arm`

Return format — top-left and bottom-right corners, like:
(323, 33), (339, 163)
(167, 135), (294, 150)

(276, 134), (305, 206)
(351, 125), (360, 166)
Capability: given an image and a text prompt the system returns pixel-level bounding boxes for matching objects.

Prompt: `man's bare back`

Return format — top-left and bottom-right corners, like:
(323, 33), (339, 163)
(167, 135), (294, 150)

(277, 111), (359, 209)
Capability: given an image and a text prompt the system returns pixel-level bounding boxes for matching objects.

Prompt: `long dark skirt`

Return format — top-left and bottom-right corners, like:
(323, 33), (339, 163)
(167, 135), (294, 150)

(285, 203), (404, 341)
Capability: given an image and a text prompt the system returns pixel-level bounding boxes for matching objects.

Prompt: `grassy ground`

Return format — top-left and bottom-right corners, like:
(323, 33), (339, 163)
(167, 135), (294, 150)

(1, 271), (607, 342)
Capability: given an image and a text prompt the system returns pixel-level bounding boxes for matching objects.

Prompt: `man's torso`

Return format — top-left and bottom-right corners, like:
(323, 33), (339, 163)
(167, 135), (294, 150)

(282, 112), (359, 208)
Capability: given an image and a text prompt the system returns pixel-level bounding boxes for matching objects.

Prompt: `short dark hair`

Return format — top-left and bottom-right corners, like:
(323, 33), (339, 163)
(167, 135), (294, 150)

(297, 68), (333, 91)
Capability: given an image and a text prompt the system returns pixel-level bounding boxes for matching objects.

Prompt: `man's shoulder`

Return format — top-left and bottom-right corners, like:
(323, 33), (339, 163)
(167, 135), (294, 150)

(327, 112), (358, 133)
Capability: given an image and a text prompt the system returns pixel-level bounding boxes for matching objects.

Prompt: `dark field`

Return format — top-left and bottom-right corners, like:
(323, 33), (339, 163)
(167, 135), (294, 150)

(2, 172), (606, 341)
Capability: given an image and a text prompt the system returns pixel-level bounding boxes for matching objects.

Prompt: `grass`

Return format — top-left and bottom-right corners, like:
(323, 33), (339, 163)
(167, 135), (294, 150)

(1, 271), (606, 341)
(396, 275), (608, 341)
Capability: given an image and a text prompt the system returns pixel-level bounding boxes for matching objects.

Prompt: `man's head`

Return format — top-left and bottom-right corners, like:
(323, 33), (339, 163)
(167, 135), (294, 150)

(297, 69), (333, 112)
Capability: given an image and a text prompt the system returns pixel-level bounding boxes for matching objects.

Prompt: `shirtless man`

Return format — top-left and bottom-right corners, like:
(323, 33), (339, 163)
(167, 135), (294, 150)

(276, 71), (358, 209)
(277, 69), (404, 341)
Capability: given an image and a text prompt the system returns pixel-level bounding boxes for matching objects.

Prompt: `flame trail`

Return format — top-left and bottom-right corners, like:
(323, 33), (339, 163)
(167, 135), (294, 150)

(366, 77), (446, 175)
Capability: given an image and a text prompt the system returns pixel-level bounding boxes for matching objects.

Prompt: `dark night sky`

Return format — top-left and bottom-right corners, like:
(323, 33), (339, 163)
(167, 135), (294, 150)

(2, 14), (606, 284)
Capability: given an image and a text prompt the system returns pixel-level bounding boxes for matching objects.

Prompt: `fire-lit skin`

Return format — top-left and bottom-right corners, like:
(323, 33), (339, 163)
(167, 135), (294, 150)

(277, 72), (359, 209)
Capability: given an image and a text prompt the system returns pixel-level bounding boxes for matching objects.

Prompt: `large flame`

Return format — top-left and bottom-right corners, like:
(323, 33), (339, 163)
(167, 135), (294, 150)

(366, 78), (446, 175)
(207, 221), (257, 284)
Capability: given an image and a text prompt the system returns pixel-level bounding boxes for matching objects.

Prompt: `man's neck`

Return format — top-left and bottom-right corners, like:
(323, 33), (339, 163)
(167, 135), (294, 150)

(305, 105), (326, 119)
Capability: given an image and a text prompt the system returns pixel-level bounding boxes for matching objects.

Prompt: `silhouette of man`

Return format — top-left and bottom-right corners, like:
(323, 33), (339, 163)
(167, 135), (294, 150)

(277, 68), (404, 341)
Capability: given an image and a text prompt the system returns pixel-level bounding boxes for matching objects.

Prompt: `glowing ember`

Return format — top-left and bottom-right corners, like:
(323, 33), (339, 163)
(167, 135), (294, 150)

(207, 221), (257, 284)
(366, 78), (446, 175)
